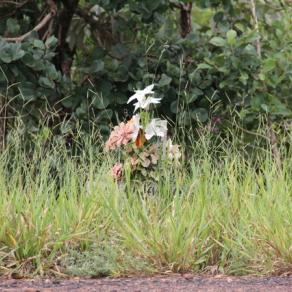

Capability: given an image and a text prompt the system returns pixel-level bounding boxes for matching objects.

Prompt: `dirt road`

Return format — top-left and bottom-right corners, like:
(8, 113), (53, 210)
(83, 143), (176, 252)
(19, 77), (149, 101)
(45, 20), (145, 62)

(1, 275), (292, 291)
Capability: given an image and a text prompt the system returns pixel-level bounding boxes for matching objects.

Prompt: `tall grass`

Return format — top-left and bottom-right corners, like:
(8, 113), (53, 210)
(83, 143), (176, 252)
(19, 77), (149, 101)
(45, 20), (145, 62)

(0, 127), (292, 277)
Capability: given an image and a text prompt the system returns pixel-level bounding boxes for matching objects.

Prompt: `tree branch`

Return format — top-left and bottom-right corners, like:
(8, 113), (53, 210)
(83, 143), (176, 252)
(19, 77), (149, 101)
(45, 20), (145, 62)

(3, 12), (55, 42)
(3, 0), (57, 42)
(0, 0), (32, 21)
(0, 0), (29, 7)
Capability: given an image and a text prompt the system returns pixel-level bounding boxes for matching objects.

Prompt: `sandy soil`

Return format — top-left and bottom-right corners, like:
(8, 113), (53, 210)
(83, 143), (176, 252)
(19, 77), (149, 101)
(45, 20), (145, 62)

(1, 275), (292, 291)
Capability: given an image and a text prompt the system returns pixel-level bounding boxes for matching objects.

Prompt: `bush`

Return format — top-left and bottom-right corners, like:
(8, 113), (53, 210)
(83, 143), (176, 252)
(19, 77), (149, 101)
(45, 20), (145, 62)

(0, 0), (291, 138)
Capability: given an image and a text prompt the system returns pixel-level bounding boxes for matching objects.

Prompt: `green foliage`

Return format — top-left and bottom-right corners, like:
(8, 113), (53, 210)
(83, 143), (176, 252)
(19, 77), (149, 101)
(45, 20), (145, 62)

(61, 247), (117, 277)
(0, 0), (291, 136)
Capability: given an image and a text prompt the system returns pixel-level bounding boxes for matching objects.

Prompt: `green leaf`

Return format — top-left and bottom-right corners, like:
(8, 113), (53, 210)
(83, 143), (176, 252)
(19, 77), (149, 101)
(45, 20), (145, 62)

(0, 43), (25, 63)
(6, 18), (20, 35)
(22, 54), (45, 71)
(75, 102), (88, 118)
(96, 109), (113, 122)
(13, 45), (26, 60)
(260, 104), (269, 112)
(239, 72), (249, 85)
(197, 63), (212, 70)
(262, 58), (276, 73)
(99, 124), (110, 136)
(99, 80), (112, 97)
(259, 73), (265, 81)
(192, 87), (204, 96)
(61, 94), (80, 109)
(46, 64), (59, 80)
(80, 60), (104, 74)
(191, 108), (209, 122)
(143, 1), (160, 12)
(186, 88), (203, 104)
(93, 94), (110, 109)
(226, 29), (237, 45)
(39, 77), (55, 89)
(113, 64), (129, 82)
(110, 44), (128, 59)
(185, 94), (198, 104)
(89, 60), (104, 73)
(45, 36), (58, 48)
(158, 74), (172, 87)
(60, 122), (74, 134)
(33, 39), (45, 50)
(115, 93), (128, 105)
(18, 82), (37, 101)
(209, 37), (226, 47)
(170, 100), (178, 114)
(137, 58), (145, 68)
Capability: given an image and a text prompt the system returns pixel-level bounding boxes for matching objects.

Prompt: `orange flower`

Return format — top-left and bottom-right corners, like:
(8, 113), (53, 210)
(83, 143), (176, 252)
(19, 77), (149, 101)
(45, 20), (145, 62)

(135, 129), (146, 148)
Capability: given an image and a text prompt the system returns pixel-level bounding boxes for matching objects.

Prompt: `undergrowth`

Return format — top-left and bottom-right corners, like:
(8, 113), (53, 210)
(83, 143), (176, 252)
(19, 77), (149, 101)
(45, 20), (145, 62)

(0, 126), (292, 278)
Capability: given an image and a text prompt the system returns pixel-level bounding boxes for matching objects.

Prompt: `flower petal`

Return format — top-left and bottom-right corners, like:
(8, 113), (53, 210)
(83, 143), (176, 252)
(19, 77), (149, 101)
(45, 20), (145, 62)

(145, 118), (167, 140)
(127, 84), (155, 105)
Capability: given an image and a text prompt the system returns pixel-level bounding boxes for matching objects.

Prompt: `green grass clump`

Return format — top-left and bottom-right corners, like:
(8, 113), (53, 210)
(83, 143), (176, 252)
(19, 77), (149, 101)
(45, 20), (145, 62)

(0, 130), (292, 277)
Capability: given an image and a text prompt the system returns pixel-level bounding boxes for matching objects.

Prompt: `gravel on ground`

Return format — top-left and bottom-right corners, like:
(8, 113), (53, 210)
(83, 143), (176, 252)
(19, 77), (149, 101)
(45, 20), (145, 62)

(1, 274), (292, 291)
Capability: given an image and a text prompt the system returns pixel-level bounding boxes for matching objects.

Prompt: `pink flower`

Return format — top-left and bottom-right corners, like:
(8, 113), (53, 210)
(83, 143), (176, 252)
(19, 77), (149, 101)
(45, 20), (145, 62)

(111, 163), (123, 180)
(105, 122), (134, 151)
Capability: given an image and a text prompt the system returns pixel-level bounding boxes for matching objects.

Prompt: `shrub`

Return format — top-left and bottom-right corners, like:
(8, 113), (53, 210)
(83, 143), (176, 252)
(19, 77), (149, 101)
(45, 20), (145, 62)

(0, 0), (291, 138)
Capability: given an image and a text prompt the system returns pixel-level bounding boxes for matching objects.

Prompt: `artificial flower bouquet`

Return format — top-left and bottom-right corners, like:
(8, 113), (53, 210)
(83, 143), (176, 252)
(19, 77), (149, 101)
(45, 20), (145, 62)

(105, 84), (181, 181)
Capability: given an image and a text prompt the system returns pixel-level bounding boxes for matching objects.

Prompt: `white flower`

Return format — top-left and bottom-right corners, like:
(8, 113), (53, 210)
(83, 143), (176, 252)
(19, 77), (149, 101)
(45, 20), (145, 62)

(128, 114), (141, 141)
(127, 84), (161, 112)
(133, 96), (161, 112)
(128, 84), (154, 103)
(166, 138), (181, 160)
(145, 118), (168, 140)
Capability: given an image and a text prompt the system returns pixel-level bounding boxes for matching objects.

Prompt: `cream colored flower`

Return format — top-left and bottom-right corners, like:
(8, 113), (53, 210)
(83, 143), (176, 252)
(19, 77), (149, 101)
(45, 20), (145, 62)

(145, 118), (168, 140)
(166, 138), (181, 160)
(127, 114), (141, 141)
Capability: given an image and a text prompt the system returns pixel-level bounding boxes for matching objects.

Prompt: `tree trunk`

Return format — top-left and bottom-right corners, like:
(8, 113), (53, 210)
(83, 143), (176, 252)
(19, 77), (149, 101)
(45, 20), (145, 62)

(54, 0), (79, 74)
(180, 3), (192, 38)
